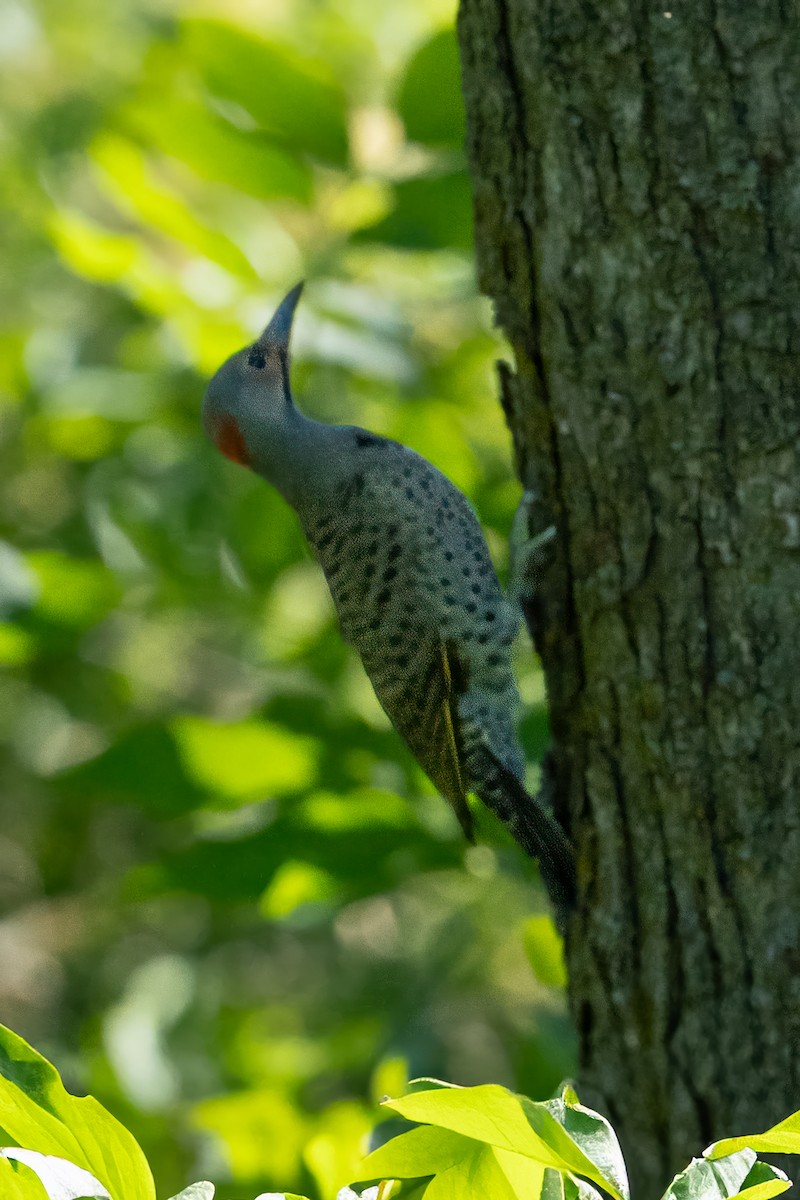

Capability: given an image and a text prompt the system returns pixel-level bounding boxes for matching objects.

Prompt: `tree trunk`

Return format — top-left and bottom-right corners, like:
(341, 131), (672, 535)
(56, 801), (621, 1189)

(457, 1), (800, 1192)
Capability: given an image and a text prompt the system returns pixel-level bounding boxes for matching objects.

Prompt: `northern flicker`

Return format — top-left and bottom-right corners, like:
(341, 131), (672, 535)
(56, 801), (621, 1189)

(202, 284), (575, 909)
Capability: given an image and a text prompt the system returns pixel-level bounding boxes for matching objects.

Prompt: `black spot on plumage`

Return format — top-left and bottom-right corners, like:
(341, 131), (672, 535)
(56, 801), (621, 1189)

(444, 551), (453, 561)
(487, 653), (503, 666)
(473, 551), (482, 561)
(248, 347), (267, 369)
(403, 465), (413, 478)
(342, 473), (366, 504)
(462, 566), (471, 576)
(376, 587), (392, 606)
(364, 563), (376, 581)
(446, 639), (470, 693)
(388, 544), (402, 562)
(366, 540), (379, 557)
(405, 487), (416, 500)
(478, 566), (490, 577)
(471, 583), (481, 595)
(440, 577), (450, 587)
(445, 595), (456, 605)
(317, 530), (335, 550)
(383, 565), (398, 583)
(355, 431), (380, 448)
(485, 611), (496, 621)
(396, 653), (410, 669)
(388, 523), (399, 537)
(389, 633), (403, 647)
(477, 633), (488, 644)
(466, 601), (477, 613)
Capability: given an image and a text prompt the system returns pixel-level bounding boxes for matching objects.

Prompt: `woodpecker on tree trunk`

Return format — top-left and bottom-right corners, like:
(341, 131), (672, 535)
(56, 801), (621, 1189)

(202, 283), (575, 911)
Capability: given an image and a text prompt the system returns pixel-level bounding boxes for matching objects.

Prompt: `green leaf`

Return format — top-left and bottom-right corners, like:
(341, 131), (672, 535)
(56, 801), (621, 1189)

(2, 1148), (110, 1198)
(357, 172), (473, 251)
(0, 1156), (50, 1200)
(123, 95), (313, 203)
(90, 134), (258, 280)
(539, 1088), (629, 1200)
(730, 1179), (791, 1200)
(172, 716), (318, 801)
(397, 30), (465, 150)
(661, 1151), (785, 1200)
(183, 19), (349, 166)
(383, 1085), (560, 1162)
(361, 1125), (544, 1200)
(362, 1125), (478, 1177)
(540, 1168), (603, 1200)
(382, 1086), (624, 1200)
(166, 1185), (214, 1200)
(708, 1110), (800, 1160)
(25, 552), (120, 628)
(0, 1024), (155, 1200)
(522, 916), (568, 989)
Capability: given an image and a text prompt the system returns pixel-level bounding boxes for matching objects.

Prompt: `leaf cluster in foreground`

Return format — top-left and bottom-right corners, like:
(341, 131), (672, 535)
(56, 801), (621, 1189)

(0, 1022), (796, 1200)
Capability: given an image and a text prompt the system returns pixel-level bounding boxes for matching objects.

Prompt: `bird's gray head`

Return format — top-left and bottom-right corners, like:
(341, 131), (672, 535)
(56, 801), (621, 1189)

(202, 282), (304, 470)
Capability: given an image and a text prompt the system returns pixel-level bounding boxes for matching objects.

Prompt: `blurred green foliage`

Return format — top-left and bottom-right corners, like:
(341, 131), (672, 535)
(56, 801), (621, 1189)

(0, 0), (575, 1197)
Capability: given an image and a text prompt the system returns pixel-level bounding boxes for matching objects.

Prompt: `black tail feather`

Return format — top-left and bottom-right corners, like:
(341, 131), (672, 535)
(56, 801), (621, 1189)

(469, 745), (576, 912)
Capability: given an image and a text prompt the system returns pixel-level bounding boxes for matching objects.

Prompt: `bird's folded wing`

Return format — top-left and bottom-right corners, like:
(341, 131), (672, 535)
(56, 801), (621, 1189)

(367, 636), (473, 840)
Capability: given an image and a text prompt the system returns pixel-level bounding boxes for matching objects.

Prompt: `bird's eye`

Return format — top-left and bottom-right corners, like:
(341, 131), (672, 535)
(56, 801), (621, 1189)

(248, 347), (267, 369)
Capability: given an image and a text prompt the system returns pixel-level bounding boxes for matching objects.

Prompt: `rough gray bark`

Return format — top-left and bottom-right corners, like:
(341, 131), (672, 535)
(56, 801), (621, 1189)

(457, 1), (800, 1193)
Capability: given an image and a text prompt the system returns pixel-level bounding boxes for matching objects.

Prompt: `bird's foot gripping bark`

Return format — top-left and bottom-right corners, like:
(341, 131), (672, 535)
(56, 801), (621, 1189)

(509, 489), (556, 612)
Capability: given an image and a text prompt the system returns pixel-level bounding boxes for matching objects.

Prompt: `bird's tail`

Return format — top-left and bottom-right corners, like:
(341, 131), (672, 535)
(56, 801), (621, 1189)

(467, 743), (576, 912)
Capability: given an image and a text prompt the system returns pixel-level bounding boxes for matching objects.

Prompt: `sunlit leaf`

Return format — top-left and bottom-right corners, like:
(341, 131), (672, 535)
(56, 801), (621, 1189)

(25, 552), (120, 628)
(0, 1156), (49, 1200)
(48, 211), (138, 283)
(361, 1125), (544, 1199)
(90, 134), (258, 280)
(382, 1086), (623, 1199)
(303, 1101), (374, 1200)
(708, 1110), (800, 1159)
(522, 915), (568, 989)
(0, 1024), (155, 1200)
(260, 860), (340, 919)
(0, 622), (35, 665)
(192, 1089), (307, 1185)
(173, 716), (318, 801)
(2, 1147), (110, 1199)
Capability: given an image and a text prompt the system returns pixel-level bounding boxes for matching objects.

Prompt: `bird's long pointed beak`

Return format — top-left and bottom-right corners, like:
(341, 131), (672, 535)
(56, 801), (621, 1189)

(258, 281), (304, 352)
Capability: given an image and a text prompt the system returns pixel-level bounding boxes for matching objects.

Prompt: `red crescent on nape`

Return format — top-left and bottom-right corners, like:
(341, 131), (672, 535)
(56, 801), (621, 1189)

(214, 415), (250, 467)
